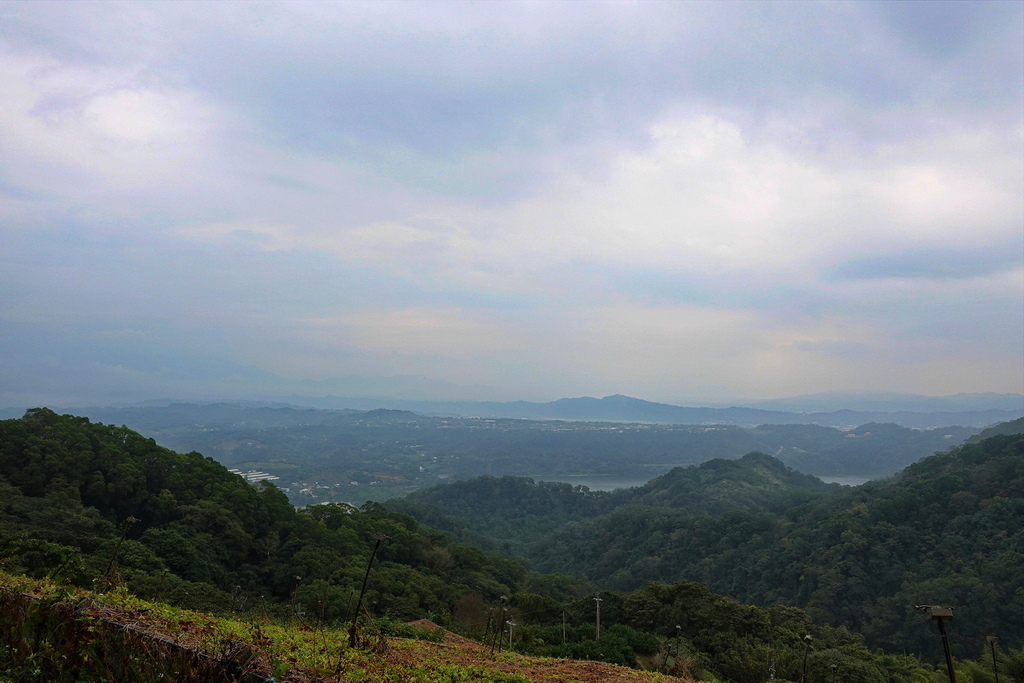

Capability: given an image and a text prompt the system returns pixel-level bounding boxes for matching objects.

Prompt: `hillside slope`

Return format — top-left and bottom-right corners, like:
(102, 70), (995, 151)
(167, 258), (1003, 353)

(395, 451), (840, 549)
(31, 403), (984, 509)
(625, 451), (838, 513)
(2, 409), (1021, 682)
(0, 572), (690, 683)
(534, 434), (1024, 657)
(398, 432), (1024, 659)
(0, 408), (531, 619)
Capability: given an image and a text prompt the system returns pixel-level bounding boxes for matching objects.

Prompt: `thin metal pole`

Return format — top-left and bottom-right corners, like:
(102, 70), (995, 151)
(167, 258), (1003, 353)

(802, 634), (812, 683)
(489, 606), (501, 655)
(936, 619), (957, 683)
(491, 598), (507, 654)
(348, 535), (385, 648)
(499, 603), (507, 652)
(594, 595), (602, 640)
(988, 636), (999, 683)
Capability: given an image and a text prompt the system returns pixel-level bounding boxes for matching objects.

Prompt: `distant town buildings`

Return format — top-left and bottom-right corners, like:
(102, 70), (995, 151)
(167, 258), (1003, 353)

(228, 469), (280, 484)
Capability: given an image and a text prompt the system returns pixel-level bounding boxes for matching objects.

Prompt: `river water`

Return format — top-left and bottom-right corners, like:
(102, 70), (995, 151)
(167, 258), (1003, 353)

(529, 472), (876, 490)
(527, 474), (663, 491)
(817, 475), (873, 486)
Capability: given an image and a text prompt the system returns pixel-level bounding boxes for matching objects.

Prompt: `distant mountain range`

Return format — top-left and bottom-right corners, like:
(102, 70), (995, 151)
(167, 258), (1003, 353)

(5, 391), (1021, 430)
(261, 392), (1022, 429)
(723, 390), (1024, 413)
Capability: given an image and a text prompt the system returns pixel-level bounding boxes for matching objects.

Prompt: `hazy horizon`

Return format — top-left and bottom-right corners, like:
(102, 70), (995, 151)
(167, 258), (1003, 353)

(2, 1), (1022, 408)
(4, 384), (1022, 418)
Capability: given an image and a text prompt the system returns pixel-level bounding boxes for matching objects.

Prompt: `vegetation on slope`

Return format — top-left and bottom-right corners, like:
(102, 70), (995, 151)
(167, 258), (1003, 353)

(0, 408), (533, 620)
(392, 452), (838, 550)
(2, 408), (1021, 683)
(0, 572), (687, 683)
(55, 403), (981, 506)
(966, 416), (1024, 443)
(395, 433), (1024, 661)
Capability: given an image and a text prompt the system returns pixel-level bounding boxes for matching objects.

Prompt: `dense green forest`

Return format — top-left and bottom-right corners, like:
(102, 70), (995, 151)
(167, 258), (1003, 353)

(48, 403), (980, 506)
(0, 408), (529, 620)
(394, 433), (1024, 663)
(391, 452), (840, 550)
(967, 416), (1024, 443)
(2, 408), (1022, 682)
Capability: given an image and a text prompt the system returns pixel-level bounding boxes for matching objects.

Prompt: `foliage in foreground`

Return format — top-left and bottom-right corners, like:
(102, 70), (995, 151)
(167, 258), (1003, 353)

(0, 572), (691, 683)
(4, 571), (1024, 683)
(0, 408), (536, 621)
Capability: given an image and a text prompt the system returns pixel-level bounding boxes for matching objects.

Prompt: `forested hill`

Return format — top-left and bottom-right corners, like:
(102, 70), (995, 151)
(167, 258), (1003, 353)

(3, 408), (1023, 681)
(0, 408), (533, 619)
(396, 434), (1024, 659)
(966, 415), (1024, 443)
(625, 451), (837, 514)
(21, 403), (985, 509)
(392, 452), (840, 548)
(535, 434), (1024, 657)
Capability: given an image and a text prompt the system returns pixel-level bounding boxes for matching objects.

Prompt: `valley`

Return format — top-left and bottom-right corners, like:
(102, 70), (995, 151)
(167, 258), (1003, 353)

(1, 407), (1021, 681)
(44, 402), (991, 507)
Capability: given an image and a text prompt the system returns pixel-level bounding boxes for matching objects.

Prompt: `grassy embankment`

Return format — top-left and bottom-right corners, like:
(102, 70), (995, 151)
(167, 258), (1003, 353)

(0, 571), (693, 683)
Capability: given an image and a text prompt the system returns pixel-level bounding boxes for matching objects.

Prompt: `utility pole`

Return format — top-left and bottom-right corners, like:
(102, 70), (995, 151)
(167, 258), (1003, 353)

(917, 605), (957, 683)
(491, 596), (508, 655)
(802, 634), (812, 683)
(483, 610), (493, 648)
(594, 594), (603, 640)
(988, 636), (1000, 683)
(562, 609), (566, 644)
(506, 619), (517, 651)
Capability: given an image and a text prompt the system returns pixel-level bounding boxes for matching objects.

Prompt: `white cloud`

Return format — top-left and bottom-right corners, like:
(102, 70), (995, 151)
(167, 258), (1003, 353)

(1, 1), (1021, 404)
(503, 114), (836, 271)
(300, 111), (1020, 299)
(0, 53), (224, 197)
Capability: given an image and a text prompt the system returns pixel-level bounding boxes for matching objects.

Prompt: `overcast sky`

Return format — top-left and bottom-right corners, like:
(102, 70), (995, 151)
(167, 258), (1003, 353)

(1, 0), (1022, 406)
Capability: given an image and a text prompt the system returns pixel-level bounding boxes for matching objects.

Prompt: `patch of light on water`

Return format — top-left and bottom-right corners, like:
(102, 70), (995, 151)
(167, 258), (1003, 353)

(527, 474), (660, 491)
